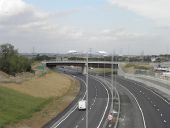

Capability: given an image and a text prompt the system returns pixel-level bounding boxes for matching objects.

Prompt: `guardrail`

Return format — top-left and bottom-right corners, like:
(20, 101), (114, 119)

(92, 75), (120, 128)
(42, 60), (121, 64)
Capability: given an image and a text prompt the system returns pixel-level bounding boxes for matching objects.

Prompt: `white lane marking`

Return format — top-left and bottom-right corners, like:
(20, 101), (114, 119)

(125, 79), (170, 105)
(118, 83), (147, 128)
(160, 113), (163, 117)
(51, 77), (87, 128)
(90, 85), (98, 107)
(90, 76), (110, 128)
(123, 78), (170, 127)
(91, 99), (96, 106)
(97, 76), (117, 128)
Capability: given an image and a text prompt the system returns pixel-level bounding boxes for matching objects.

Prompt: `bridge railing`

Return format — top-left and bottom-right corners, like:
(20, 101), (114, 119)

(42, 60), (121, 64)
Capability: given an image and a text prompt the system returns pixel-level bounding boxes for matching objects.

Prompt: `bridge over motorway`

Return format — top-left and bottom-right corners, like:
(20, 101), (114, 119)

(42, 61), (119, 74)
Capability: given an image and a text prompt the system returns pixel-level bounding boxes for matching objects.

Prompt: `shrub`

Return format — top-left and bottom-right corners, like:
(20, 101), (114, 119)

(0, 44), (32, 75)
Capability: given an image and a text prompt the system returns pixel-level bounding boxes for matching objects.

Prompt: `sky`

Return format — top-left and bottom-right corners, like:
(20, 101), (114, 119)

(0, 0), (170, 55)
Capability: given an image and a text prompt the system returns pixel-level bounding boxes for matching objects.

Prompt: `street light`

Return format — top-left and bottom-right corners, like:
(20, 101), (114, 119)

(97, 51), (108, 78)
(86, 52), (88, 128)
(103, 54), (108, 81)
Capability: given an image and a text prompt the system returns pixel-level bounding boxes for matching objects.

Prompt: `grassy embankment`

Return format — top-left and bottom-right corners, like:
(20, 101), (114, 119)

(0, 64), (80, 128)
(121, 63), (153, 74)
(89, 68), (117, 74)
(0, 87), (48, 128)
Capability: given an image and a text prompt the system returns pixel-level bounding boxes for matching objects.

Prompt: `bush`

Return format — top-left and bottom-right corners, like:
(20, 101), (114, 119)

(0, 44), (32, 75)
(34, 54), (55, 61)
(124, 63), (151, 70)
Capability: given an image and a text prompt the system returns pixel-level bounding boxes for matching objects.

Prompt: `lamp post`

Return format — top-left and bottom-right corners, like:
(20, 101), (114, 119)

(103, 54), (108, 81)
(95, 51), (100, 75)
(97, 51), (107, 77)
(86, 51), (88, 128)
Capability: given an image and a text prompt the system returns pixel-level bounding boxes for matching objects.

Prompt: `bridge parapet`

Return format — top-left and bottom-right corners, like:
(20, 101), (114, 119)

(43, 60), (119, 74)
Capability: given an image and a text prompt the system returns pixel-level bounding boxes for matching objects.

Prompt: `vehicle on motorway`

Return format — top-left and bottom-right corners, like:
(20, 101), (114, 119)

(78, 100), (86, 110)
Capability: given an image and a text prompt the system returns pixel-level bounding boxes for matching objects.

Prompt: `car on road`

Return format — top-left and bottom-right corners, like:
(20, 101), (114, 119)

(78, 100), (86, 110)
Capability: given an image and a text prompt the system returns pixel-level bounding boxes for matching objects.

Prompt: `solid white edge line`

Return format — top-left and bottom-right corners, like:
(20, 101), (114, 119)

(90, 76), (110, 128)
(92, 76), (114, 128)
(51, 76), (87, 128)
(118, 83), (147, 128)
(95, 76), (119, 128)
(126, 78), (170, 105)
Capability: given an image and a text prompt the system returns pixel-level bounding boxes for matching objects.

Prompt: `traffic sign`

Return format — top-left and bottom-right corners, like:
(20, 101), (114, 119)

(108, 114), (113, 121)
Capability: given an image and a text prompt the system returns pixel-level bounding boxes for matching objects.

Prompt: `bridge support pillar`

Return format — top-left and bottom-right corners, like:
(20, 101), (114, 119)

(82, 65), (87, 75)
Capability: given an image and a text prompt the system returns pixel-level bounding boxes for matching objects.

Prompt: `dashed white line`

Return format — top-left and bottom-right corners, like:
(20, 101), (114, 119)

(51, 77), (87, 128)
(163, 120), (167, 123)
(121, 78), (170, 128)
(90, 76), (110, 128)
(126, 79), (170, 106)
(118, 83), (147, 128)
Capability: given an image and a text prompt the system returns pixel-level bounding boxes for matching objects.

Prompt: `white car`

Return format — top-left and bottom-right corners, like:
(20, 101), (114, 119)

(78, 100), (86, 110)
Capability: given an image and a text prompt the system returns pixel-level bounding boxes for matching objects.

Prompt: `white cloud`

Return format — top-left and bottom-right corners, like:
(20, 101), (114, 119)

(109, 0), (170, 27)
(0, 0), (167, 54)
(87, 28), (144, 42)
(0, 0), (84, 40)
(0, 0), (142, 44)
(0, 0), (27, 17)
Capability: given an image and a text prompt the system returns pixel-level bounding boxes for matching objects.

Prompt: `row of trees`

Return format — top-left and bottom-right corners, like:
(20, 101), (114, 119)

(0, 44), (32, 75)
(34, 54), (55, 61)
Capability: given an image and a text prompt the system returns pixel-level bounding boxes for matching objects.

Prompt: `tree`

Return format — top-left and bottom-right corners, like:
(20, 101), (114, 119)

(0, 43), (18, 58)
(0, 43), (32, 75)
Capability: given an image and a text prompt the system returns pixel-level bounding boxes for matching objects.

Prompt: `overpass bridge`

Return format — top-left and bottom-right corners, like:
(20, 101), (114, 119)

(42, 61), (119, 74)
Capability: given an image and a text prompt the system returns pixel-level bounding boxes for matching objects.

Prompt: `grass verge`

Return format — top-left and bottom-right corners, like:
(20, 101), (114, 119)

(2, 72), (80, 128)
(89, 68), (117, 74)
(0, 69), (80, 128)
(0, 86), (48, 128)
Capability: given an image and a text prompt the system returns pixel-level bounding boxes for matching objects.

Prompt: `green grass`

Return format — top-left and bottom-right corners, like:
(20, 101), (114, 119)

(0, 86), (49, 128)
(89, 68), (117, 74)
(124, 63), (151, 70)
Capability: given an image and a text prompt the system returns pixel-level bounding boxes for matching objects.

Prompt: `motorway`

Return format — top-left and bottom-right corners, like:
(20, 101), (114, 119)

(44, 67), (170, 128)
(116, 76), (170, 128)
(44, 69), (113, 128)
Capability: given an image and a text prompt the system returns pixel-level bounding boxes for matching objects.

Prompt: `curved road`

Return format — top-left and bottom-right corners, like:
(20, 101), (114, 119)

(45, 67), (170, 128)
(45, 71), (112, 128)
(116, 76), (170, 128)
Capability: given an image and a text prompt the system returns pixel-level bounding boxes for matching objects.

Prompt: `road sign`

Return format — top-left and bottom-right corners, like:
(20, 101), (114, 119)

(108, 114), (113, 121)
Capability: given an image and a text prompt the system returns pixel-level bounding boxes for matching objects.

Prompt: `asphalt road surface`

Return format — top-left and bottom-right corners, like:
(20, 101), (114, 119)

(116, 76), (170, 128)
(45, 67), (170, 128)
(45, 69), (112, 128)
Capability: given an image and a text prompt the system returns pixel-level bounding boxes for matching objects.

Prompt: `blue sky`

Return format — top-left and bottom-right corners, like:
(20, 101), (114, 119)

(25, 0), (106, 11)
(0, 0), (170, 54)
(24, 0), (153, 31)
